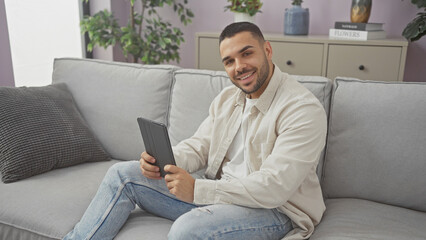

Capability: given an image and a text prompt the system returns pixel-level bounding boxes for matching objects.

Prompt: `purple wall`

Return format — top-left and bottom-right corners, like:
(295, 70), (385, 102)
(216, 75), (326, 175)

(1, 0), (425, 85)
(0, 0), (15, 86)
(175, 0), (425, 82)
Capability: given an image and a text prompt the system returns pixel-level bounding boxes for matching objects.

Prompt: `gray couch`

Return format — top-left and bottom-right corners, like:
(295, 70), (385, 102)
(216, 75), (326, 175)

(0, 58), (425, 240)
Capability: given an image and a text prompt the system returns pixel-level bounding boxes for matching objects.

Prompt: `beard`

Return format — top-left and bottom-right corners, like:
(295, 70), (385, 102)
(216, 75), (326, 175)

(232, 54), (270, 95)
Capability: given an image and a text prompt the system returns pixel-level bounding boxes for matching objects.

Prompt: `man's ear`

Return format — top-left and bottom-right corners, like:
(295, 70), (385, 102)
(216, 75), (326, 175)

(264, 41), (273, 60)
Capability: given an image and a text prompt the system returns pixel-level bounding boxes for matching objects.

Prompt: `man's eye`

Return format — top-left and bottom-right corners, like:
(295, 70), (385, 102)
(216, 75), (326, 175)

(243, 52), (252, 57)
(224, 60), (234, 66)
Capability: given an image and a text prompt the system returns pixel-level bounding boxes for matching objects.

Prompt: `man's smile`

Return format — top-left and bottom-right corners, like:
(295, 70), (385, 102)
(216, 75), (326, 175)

(236, 70), (256, 85)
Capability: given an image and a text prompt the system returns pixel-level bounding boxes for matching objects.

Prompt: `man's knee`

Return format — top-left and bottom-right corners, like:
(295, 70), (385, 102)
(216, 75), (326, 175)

(105, 161), (140, 182)
(168, 207), (214, 239)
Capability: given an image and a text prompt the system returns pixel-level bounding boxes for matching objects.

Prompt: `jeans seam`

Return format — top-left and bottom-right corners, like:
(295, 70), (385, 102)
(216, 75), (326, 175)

(87, 180), (131, 240)
(86, 179), (195, 239)
(208, 223), (287, 239)
(209, 221), (291, 239)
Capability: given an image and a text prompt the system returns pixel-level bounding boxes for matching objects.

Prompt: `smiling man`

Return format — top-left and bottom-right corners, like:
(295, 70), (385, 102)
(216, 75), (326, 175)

(64, 22), (327, 240)
(220, 29), (272, 99)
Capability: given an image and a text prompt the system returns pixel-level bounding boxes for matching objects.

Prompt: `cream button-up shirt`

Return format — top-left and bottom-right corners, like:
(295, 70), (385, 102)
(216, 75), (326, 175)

(173, 66), (327, 239)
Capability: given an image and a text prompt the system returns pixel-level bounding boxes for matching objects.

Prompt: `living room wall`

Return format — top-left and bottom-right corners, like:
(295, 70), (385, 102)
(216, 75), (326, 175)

(1, 0), (425, 86)
(173, 0), (425, 82)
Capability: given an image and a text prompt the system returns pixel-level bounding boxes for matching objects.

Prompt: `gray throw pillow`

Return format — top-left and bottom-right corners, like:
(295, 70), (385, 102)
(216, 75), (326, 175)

(0, 83), (110, 183)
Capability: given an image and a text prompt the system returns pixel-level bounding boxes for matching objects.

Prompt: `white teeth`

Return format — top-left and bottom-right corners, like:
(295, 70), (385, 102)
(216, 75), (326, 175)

(240, 72), (253, 80)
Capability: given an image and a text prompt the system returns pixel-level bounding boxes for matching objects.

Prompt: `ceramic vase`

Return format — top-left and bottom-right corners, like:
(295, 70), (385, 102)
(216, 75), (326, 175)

(234, 12), (255, 23)
(351, 0), (372, 23)
(284, 5), (309, 35)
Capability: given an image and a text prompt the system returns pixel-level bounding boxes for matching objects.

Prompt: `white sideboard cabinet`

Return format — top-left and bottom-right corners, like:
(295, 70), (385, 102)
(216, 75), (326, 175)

(196, 33), (408, 82)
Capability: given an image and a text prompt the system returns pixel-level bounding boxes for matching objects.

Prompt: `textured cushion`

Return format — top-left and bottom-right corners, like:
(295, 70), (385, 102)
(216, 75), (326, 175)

(311, 198), (426, 240)
(0, 160), (170, 240)
(323, 78), (426, 212)
(52, 58), (180, 161)
(0, 83), (110, 183)
(168, 69), (232, 146)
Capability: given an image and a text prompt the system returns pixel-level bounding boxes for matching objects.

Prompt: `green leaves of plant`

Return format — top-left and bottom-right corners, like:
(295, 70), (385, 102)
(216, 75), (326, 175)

(410, 0), (426, 8)
(81, 0), (194, 63)
(402, 0), (426, 41)
(402, 12), (426, 41)
(224, 0), (263, 16)
(80, 10), (121, 51)
(292, 0), (303, 6)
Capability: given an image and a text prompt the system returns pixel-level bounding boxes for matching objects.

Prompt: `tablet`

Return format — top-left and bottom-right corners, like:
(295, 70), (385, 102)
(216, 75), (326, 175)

(137, 117), (176, 177)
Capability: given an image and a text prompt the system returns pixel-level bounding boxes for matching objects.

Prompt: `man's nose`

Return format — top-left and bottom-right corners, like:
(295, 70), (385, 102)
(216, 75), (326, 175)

(235, 58), (247, 74)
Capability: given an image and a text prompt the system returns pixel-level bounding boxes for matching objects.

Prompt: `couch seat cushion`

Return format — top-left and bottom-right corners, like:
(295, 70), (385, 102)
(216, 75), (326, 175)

(311, 198), (426, 240)
(0, 160), (118, 239)
(0, 160), (173, 240)
(115, 211), (172, 240)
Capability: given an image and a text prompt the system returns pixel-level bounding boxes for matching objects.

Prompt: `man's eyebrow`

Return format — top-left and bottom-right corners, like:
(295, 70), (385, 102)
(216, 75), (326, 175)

(221, 45), (254, 63)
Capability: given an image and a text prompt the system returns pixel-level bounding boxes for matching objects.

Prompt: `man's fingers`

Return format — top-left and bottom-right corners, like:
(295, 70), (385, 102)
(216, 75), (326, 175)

(142, 160), (159, 172)
(165, 179), (174, 190)
(141, 151), (156, 164)
(164, 164), (179, 173)
(140, 152), (161, 180)
(143, 170), (161, 180)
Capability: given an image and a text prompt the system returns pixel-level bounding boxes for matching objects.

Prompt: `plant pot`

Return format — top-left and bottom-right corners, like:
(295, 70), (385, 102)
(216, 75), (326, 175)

(284, 5), (309, 35)
(351, 0), (372, 23)
(234, 12), (255, 23)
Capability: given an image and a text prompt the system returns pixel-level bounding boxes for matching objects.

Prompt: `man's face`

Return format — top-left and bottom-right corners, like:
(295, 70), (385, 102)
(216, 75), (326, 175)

(219, 31), (273, 99)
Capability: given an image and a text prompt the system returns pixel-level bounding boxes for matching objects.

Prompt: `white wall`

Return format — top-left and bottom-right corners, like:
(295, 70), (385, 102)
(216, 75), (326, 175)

(5, 0), (84, 86)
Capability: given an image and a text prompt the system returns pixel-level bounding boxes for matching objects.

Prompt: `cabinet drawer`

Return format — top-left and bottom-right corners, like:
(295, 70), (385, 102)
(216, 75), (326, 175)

(269, 41), (323, 76)
(327, 45), (402, 82)
(197, 37), (222, 71)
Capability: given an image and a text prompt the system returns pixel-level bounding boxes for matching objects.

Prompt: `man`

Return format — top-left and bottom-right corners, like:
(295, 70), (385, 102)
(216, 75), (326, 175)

(64, 22), (327, 240)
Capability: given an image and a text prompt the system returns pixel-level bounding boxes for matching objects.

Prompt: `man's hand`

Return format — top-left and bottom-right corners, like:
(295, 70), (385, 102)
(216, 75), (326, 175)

(164, 165), (195, 203)
(140, 152), (162, 180)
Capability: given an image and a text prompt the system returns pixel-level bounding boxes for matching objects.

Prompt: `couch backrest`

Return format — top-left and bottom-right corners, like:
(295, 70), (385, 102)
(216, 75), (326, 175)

(52, 58), (179, 161)
(52, 58), (332, 176)
(322, 78), (426, 212)
(168, 69), (332, 178)
(168, 69), (232, 146)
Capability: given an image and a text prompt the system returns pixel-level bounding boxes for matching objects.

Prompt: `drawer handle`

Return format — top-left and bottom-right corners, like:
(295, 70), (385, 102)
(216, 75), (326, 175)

(358, 65), (365, 71)
(286, 60), (292, 66)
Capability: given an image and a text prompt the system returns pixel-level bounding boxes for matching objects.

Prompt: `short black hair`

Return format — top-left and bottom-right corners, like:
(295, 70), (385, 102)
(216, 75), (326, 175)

(219, 22), (265, 45)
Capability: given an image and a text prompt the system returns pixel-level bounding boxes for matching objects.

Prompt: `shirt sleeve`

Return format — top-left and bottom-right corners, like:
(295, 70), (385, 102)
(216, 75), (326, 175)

(193, 99), (327, 208)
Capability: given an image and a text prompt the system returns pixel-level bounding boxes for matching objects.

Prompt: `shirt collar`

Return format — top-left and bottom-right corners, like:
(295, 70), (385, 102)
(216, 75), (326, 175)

(235, 64), (284, 114)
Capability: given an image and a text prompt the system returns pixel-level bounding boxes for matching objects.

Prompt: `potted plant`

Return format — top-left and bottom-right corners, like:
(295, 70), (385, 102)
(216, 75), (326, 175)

(284, 0), (310, 35)
(224, 0), (263, 23)
(80, 0), (194, 64)
(402, 0), (426, 42)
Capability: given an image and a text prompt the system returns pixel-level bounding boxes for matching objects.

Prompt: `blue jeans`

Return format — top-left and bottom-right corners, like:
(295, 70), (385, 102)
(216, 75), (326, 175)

(63, 161), (293, 240)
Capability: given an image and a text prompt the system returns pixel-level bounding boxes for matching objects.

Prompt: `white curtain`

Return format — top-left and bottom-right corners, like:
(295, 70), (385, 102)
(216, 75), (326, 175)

(5, 0), (84, 87)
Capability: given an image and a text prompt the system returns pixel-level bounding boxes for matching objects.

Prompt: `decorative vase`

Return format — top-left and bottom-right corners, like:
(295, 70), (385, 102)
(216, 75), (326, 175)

(284, 5), (309, 35)
(351, 0), (372, 23)
(234, 12), (255, 23)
